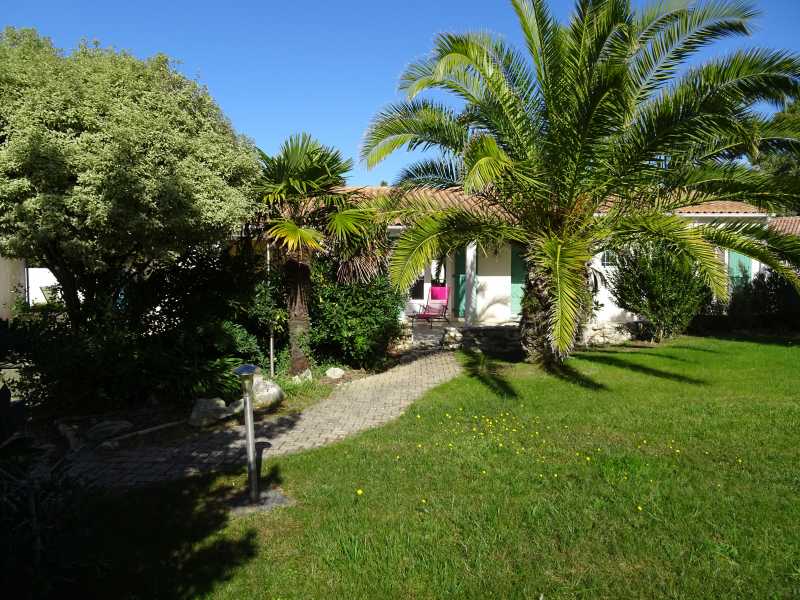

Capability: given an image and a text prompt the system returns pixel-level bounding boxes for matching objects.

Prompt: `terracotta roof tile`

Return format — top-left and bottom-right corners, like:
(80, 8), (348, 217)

(354, 187), (767, 220)
(769, 216), (800, 236)
(674, 201), (765, 215)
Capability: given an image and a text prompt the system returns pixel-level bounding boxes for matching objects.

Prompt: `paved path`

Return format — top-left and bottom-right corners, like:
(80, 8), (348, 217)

(67, 352), (462, 488)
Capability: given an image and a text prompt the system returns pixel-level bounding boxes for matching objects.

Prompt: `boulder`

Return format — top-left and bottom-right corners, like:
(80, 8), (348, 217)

(441, 327), (464, 349)
(189, 397), (243, 428)
(325, 367), (345, 380)
(252, 374), (284, 407)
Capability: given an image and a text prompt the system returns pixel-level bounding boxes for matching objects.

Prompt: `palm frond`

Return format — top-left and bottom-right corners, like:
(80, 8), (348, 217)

(698, 222), (800, 291)
(267, 219), (324, 254)
(609, 212), (729, 299)
(361, 100), (468, 169)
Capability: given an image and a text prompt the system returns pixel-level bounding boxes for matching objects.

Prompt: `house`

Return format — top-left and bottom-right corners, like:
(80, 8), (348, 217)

(0, 257), (58, 320)
(2, 188), (798, 338)
(383, 187), (797, 340)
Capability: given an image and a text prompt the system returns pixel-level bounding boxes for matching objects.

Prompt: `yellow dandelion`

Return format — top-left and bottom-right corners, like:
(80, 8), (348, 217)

(637, 505), (643, 511)
(356, 489), (364, 496)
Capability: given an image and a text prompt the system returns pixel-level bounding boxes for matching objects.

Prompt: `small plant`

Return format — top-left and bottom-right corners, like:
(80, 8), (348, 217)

(308, 259), (406, 369)
(607, 242), (710, 342)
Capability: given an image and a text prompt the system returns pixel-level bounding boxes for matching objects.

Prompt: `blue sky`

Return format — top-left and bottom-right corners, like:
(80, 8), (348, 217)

(6, 0), (800, 185)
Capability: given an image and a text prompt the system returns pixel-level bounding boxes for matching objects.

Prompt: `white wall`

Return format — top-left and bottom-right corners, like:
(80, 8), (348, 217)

(0, 258), (25, 320)
(28, 268), (59, 304)
(475, 245), (513, 324)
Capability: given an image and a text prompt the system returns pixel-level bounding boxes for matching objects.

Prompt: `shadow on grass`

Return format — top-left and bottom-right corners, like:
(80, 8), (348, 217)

(461, 351), (519, 398)
(62, 474), (262, 598)
(572, 352), (706, 385)
(583, 347), (691, 363)
(545, 361), (608, 391)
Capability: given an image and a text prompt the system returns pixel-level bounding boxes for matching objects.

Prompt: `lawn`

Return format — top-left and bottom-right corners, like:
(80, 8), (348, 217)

(76, 336), (799, 599)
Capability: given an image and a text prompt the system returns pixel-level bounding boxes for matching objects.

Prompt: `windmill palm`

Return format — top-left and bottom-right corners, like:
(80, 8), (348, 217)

(257, 134), (380, 373)
(363, 0), (800, 364)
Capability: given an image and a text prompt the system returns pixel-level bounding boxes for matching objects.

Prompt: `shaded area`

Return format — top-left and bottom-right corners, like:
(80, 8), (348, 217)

(571, 351), (706, 386)
(63, 475), (260, 599)
(461, 351), (519, 398)
(545, 360), (608, 391)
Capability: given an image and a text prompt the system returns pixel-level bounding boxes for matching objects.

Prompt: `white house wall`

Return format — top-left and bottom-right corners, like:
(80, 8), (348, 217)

(475, 245), (513, 324)
(28, 268), (59, 304)
(0, 257), (25, 320)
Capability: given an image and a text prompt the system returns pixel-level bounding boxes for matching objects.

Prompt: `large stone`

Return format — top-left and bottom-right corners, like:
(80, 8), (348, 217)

(252, 374), (284, 407)
(85, 420), (134, 442)
(325, 367), (345, 380)
(441, 327), (464, 349)
(189, 397), (243, 428)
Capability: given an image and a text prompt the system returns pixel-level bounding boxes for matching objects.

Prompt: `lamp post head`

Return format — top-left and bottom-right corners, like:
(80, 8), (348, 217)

(233, 364), (258, 378)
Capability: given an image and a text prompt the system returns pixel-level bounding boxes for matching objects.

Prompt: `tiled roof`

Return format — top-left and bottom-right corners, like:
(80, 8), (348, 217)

(674, 201), (766, 215)
(769, 216), (800, 236)
(354, 187), (767, 219)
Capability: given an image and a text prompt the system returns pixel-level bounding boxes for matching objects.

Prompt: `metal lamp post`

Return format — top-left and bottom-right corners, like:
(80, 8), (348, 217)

(233, 364), (259, 503)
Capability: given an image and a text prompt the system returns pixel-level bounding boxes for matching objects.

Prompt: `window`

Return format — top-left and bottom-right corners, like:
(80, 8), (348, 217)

(409, 275), (425, 300)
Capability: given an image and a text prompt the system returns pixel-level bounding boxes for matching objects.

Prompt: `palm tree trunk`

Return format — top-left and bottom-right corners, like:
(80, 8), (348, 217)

(286, 258), (312, 374)
(519, 271), (559, 367)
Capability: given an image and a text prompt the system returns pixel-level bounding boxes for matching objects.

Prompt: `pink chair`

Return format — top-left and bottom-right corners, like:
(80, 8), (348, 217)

(411, 285), (450, 327)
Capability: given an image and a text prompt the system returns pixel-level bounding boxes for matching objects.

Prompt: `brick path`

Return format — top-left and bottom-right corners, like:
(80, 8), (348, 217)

(66, 351), (462, 488)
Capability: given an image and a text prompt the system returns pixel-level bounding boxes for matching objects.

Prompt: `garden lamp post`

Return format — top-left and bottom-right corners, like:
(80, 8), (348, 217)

(233, 364), (259, 503)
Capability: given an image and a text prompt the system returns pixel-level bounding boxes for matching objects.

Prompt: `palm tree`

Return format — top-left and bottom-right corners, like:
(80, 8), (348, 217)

(362, 0), (800, 364)
(257, 134), (380, 373)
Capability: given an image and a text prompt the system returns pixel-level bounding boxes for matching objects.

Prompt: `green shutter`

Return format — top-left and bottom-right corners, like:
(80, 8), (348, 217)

(454, 247), (466, 318)
(728, 251), (752, 288)
(511, 244), (525, 317)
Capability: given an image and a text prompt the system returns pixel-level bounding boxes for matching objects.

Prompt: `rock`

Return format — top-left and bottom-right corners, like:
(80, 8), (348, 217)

(291, 369), (313, 385)
(85, 420), (134, 442)
(189, 397), (243, 428)
(252, 374), (284, 407)
(325, 367), (345, 380)
(441, 327), (464, 349)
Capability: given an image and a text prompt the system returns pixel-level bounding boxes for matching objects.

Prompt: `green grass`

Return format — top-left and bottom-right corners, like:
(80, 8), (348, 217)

(76, 336), (800, 599)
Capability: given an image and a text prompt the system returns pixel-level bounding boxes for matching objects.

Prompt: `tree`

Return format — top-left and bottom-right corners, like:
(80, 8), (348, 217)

(756, 99), (800, 181)
(256, 134), (385, 373)
(0, 28), (260, 330)
(362, 0), (800, 364)
(607, 243), (710, 342)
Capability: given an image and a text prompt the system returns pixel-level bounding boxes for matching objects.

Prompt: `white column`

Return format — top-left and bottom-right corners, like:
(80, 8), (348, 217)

(465, 242), (478, 324)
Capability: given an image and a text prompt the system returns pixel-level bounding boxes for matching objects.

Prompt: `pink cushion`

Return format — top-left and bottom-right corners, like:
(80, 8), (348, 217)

(430, 285), (448, 301)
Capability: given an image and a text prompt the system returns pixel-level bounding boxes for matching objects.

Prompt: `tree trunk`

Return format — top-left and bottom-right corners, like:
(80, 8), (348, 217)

(519, 271), (560, 367)
(286, 258), (312, 374)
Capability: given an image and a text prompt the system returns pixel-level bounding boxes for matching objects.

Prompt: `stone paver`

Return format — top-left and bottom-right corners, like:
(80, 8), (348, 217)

(67, 351), (462, 488)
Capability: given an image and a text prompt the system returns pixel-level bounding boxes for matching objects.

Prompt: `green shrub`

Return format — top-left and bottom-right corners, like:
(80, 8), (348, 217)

(728, 269), (800, 328)
(4, 244), (271, 411)
(607, 243), (710, 342)
(308, 260), (405, 368)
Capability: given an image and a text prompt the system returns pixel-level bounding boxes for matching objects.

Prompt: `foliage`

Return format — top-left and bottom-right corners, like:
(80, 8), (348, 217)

(756, 98), (800, 182)
(0, 460), (96, 597)
(728, 269), (800, 328)
(5, 245), (268, 411)
(607, 243), (711, 341)
(362, 0), (800, 362)
(308, 258), (405, 368)
(0, 28), (260, 329)
(255, 134), (390, 373)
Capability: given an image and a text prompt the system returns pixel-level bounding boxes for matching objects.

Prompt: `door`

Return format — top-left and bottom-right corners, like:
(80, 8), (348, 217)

(728, 250), (752, 289)
(454, 248), (466, 318)
(511, 244), (526, 317)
